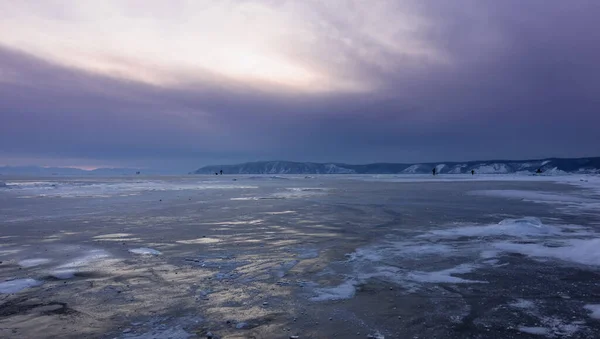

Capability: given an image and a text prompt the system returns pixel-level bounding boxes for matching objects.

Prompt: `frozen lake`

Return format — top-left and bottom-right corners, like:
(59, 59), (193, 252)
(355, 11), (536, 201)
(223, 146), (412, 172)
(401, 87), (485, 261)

(1, 174), (600, 338)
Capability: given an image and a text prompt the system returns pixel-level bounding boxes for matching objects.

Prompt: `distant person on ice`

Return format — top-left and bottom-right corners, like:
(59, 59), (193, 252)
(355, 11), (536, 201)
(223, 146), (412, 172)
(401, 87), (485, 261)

(432, 168), (436, 176)
(471, 170), (475, 175)
(220, 170), (223, 175)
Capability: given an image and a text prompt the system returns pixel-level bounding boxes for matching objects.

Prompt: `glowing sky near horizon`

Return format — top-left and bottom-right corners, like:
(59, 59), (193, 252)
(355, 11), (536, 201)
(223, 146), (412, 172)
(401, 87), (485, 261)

(1, 0), (599, 171)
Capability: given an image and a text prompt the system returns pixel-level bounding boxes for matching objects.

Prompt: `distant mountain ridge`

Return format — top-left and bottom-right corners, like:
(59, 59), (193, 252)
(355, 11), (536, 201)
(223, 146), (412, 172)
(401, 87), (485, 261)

(195, 158), (600, 175)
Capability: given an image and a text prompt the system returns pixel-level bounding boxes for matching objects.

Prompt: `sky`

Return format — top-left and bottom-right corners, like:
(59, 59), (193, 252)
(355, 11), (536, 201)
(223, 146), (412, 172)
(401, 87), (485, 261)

(1, 0), (599, 172)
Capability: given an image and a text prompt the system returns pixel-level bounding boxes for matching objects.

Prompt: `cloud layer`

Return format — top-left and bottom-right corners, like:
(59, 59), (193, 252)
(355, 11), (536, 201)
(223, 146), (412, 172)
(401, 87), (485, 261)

(1, 0), (599, 171)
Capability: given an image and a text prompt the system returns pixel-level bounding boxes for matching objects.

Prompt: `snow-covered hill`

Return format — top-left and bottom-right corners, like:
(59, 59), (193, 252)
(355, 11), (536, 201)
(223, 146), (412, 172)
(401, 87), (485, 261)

(195, 158), (600, 175)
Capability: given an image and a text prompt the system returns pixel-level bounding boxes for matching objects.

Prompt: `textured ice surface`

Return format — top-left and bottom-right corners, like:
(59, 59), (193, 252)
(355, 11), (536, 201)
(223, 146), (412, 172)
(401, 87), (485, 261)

(4, 180), (258, 198)
(296, 248), (319, 259)
(122, 327), (192, 339)
(312, 215), (600, 302)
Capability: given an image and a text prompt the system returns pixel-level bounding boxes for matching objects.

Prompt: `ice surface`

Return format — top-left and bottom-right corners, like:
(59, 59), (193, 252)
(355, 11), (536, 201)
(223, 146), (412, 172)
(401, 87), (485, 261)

(4, 180), (258, 198)
(0, 278), (42, 294)
(273, 260), (298, 278)
(296, 248), (319, 259)
(584, 304), (600, 319)
(122, 327), (192, 339)
(472, 189), (595, 203)
(311, 213), (600, 302)
(271, 187), (327, 199)
(129, 248), (162, 255)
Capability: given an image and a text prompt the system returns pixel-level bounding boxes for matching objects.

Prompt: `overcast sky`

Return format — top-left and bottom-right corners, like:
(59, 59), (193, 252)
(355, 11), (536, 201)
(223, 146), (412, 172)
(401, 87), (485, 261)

(1, 0), (599, 172)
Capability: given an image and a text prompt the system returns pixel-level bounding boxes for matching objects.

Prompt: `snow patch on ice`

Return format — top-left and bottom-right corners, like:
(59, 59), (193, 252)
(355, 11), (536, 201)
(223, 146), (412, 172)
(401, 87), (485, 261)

(424, 217), (576, 239)
(584, 304), (600, 319)
(510, 299), (536, 309)
(50, 249), (111, 279)
(129, 248), (162, 255)
(0, 278), (42, 294)
(406, 264), (486, 284)
(518, 326), (548, 335)
(366, 332), (385, 339)
(310, 280), (357, 301)
(264, 210), (296, 215)
(480, 250), (500, 259)
(271, 188), (328, 199)
(471, 189), (600, 214)
(19, 258), (51, 267)
(176, 238), (220, 244)
(492, 239), (600, 266)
